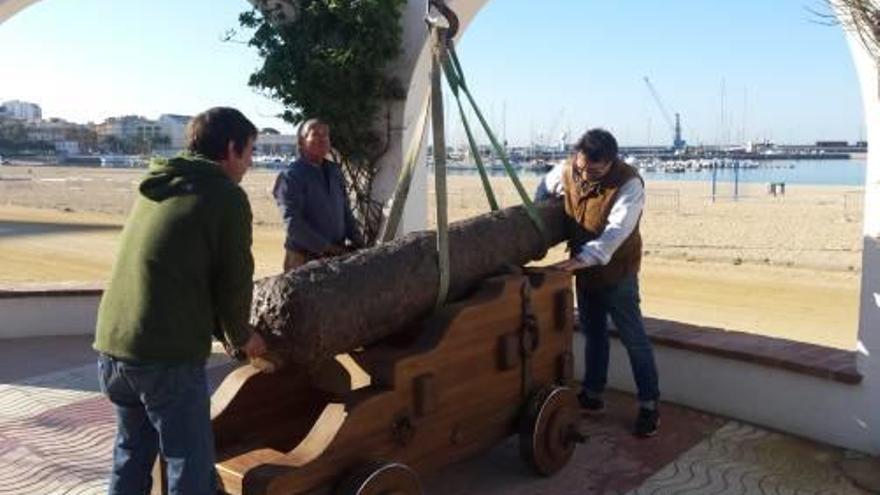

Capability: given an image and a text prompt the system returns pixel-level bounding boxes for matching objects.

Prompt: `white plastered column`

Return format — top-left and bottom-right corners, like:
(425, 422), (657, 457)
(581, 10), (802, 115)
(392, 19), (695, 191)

(369, 0), (491, 235)
(845, 17), (880, 453)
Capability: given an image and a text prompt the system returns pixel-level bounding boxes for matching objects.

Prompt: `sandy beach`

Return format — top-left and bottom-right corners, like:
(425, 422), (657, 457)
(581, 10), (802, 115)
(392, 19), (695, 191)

(0, 166), (863, 349)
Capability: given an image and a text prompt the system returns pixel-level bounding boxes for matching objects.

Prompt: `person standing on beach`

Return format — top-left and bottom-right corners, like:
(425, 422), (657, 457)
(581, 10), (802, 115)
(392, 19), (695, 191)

(552, 128), (661, 438)
(93, 107), (267, 494)
(273, 118), (364, 271)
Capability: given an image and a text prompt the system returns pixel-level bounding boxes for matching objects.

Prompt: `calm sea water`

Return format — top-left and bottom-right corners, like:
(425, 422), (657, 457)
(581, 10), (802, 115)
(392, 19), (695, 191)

(640, 159), (866, 186)
(447, 159), (867, 186)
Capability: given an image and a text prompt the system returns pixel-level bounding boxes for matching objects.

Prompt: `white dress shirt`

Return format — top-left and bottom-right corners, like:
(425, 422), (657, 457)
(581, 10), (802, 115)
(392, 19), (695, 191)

(574, 177), (645, 267)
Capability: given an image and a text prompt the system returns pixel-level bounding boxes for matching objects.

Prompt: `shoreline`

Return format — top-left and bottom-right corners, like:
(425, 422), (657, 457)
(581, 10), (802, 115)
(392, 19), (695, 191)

(0, 169), (864, 349)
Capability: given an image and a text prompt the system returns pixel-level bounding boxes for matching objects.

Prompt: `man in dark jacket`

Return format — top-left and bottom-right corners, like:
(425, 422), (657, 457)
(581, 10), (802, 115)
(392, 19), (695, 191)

(94, 107), (266, 494)
(553, 128), (660, 438)
(273, 118), (364, 271)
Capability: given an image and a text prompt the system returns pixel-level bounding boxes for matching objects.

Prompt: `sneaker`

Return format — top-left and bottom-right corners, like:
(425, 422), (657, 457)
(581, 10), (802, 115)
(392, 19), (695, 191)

(634, 407), (660, 437)
(577, 391), (606, 413)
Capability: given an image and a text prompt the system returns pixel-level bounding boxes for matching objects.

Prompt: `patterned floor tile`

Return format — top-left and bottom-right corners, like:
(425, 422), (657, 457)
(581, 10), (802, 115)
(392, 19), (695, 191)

(628, 421), (870, 495)
(0, 338), (870, 495)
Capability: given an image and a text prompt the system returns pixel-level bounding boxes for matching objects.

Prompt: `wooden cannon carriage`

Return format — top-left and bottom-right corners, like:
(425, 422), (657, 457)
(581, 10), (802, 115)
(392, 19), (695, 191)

(200, 267), (581, 495)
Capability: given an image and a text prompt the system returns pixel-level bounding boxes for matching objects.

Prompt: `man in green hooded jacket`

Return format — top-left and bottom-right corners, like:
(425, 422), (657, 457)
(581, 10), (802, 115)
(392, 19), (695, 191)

(94, 107), (266, 494)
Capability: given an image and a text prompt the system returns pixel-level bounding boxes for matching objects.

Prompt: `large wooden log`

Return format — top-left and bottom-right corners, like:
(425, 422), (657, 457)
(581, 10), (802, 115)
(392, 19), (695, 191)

(250, 198), (566, 367)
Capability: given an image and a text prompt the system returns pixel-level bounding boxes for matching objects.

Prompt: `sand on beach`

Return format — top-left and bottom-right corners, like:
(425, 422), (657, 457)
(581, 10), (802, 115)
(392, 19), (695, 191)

(431, 175), (865, 272)
(0, 166), (863, 349)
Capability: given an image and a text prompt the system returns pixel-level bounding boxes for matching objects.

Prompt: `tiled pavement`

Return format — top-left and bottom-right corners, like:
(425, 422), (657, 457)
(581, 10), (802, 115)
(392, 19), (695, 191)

(0, 336), (871, 495)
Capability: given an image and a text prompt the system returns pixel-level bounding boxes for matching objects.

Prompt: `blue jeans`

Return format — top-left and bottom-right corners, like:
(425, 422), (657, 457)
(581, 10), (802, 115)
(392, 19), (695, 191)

(97, 354), (216, 495)
(576, 273), (660, 403)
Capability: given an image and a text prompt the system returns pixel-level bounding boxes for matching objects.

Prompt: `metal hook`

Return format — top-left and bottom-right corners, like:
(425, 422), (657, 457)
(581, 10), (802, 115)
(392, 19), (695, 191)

(426, 0), (460, 43)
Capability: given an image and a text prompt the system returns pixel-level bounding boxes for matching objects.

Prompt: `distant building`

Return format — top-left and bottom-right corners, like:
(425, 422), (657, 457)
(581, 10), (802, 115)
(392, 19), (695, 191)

(157, 114), (192, 150)
(54, 140), (80, 155)
(96, 115), (163, 141)
(810, 140), (867, 153)
(27, 118), (77, 142)
(26, 118), (96, 154)
(256, 132), (297, 156)
(816, 140), (849, 148)
(0, 100), (42, 122)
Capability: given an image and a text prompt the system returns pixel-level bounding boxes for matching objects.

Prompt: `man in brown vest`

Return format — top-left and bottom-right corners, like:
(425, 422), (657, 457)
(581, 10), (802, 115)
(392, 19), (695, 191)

(552, 128), (660, 437)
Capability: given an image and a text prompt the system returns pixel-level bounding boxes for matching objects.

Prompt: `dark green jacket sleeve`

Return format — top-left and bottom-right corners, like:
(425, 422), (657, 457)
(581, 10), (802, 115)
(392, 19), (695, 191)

(214, 186), (255, 348)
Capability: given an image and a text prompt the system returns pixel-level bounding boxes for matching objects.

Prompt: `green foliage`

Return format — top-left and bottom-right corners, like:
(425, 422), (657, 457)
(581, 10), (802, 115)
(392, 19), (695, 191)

(240, 0), (406, 164)
(0, 119), (51, 154)
(0, 119), (27, 143)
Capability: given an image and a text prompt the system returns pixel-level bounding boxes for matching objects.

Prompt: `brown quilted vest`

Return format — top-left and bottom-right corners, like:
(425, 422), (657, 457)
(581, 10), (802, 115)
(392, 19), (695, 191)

(561, 159), (643, 289)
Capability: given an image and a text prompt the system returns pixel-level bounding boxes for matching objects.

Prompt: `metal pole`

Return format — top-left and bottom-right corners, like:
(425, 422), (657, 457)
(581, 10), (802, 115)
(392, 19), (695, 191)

(734, 160), (740, 201)
(431, 28), (450, 307)
(711, 160), (717, 203)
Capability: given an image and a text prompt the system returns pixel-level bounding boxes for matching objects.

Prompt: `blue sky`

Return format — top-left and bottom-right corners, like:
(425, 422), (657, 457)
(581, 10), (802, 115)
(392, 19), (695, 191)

(0, 0), (865, 146)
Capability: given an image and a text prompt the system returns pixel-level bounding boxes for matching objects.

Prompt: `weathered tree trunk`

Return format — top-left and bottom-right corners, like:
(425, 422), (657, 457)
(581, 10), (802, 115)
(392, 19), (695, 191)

(251, 198), (567, 367)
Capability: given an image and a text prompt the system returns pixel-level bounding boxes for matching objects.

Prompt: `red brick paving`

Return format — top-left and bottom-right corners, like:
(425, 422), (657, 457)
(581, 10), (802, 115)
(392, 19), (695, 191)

(422, 390), (725, 495)
(0, 336), (865, 495)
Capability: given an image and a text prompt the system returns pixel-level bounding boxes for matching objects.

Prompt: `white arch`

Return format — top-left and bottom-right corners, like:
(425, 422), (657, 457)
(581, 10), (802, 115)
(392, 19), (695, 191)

(391, 0), (880, 455)
(0, 0), (32, 23)
(2, 0), (879, 454)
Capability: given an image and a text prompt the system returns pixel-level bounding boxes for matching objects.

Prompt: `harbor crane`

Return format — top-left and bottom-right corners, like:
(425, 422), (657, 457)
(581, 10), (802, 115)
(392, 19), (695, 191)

(643, 76), (686, 151)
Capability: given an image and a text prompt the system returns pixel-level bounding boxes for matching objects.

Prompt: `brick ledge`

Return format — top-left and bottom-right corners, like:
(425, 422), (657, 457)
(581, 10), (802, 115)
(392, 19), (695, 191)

(580, 314), (863, 385)
(0, 283), (103, 299)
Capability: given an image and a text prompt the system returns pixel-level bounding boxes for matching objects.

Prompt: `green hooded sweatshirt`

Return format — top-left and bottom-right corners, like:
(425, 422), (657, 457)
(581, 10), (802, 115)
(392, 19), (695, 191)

(93, 154), (254, 363)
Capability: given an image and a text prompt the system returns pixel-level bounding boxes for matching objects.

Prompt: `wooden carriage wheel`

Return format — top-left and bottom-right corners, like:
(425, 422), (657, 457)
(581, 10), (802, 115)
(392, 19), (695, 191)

(519, 386), (583, 476)
(334, 461), (423, 495)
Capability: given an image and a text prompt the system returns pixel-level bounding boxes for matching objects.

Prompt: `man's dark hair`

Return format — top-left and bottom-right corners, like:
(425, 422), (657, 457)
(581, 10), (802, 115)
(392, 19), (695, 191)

(186, 107), (258, 161)
(574, 128), (619, 163)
